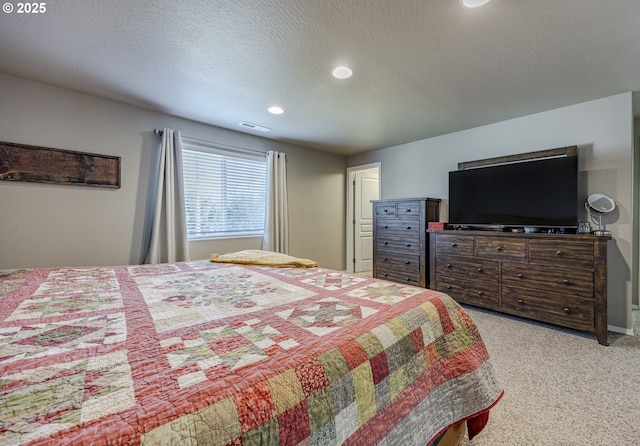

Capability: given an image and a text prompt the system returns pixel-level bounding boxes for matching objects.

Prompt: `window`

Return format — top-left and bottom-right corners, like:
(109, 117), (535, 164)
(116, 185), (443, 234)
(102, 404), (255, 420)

(181, 141), (267, 239)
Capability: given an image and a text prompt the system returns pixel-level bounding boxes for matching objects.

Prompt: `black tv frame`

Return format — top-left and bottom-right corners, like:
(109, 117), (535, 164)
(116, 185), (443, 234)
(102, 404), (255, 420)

(448, 146), (579, 231)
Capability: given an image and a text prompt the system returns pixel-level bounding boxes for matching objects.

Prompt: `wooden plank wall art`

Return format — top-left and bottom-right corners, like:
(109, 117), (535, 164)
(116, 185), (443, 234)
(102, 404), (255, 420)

(0, 141), (120, 188)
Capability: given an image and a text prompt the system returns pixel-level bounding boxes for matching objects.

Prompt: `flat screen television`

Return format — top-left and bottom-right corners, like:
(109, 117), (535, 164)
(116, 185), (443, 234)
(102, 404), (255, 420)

(448, 155), (578, 229)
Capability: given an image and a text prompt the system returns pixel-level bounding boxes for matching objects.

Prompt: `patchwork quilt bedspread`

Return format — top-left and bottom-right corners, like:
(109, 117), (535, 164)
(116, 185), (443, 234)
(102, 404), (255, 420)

(0, 260), (502, 445)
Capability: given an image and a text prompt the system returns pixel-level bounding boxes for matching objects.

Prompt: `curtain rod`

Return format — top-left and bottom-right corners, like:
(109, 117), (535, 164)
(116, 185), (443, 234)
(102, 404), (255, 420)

(153, 128), (267, 156)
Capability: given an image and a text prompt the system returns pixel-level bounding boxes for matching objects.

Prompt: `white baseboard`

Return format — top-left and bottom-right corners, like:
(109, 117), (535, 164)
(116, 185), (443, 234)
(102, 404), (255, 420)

(608, 324), (634, 336)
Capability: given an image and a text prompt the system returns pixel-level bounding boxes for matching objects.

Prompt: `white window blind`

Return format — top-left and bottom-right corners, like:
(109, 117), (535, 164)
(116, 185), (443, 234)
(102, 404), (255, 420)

(182, 142), (267, 239)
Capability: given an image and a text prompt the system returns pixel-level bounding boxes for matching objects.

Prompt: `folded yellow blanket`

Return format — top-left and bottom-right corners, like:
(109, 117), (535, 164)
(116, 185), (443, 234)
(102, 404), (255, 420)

(210, 249), (319, 268)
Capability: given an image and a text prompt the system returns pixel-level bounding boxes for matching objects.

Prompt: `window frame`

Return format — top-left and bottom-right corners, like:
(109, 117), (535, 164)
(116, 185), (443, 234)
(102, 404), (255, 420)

(181, 140), (267, 241)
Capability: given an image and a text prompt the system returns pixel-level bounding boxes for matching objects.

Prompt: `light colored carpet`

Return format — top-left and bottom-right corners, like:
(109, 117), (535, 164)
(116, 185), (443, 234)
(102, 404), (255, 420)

(460, 307), (640, 446)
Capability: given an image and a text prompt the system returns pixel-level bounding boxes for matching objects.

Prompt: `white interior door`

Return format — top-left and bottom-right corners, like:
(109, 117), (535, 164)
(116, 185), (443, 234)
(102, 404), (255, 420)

(354, 168), (379, 272)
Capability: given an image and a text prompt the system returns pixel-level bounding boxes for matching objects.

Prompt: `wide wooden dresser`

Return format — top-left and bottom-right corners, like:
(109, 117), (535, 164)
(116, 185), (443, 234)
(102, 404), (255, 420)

(428, 230), (610, 345)
(372, 197), (440, 287)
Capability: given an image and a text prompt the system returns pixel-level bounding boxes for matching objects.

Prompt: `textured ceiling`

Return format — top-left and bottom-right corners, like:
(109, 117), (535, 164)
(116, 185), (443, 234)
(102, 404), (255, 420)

(1, 0), (639, 155)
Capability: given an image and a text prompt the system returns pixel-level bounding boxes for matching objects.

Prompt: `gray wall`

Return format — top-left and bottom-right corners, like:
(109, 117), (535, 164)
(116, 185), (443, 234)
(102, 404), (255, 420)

(348, 93), (635, 331)
(634, 116), (640, 309)
(0, 74), (347, 270)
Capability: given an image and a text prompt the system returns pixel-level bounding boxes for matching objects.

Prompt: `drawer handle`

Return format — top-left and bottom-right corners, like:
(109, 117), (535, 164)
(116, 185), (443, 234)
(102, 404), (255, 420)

(446, 263), (452, 268)
(406, 277), (411, 281)
(384, 241), (389, 245)
(406, 226), (412, 230)
(478, 291), (484, 296)
(405, 260), (411, 265)
(446, 285), (452, 289)
(383, 257), (388, 261)
(477, 267), (483, 272)
(563, 307), (571, 314)
(384, 225), (389, 229)
(518, 299), (524, 304)
(517, 273), (524, 278)
(496, 246), (503, 251)
(406, 209), (412, 212)
(406, 244), (412, 247)
(383, 273), (388, 277)
(384, 209), (388, 213)
(450, 243), (457, 247)
(563, 279), (571, 285)
(556, 250), (563, 256)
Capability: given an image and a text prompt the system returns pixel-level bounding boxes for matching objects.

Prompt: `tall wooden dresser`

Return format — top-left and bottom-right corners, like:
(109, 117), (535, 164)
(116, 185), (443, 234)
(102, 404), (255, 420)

(429, 230), (610, 345)
(372, 198), (440, 287)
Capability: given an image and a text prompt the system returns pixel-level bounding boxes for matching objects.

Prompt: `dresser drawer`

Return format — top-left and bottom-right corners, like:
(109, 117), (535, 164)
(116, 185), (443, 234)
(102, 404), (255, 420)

(434, 278), (465, 301)
(376, 267), (421, 285)
(502, 263), (593, 298)
(476, 237), (526, 261)
(376, 221), (421, 237)
(436, 277), (499, 308)
(374, 203), (397, 218)
(376, 252), (420, 274)
(436, 255), (499, 282)
(435, 234), (475, 256)
(529, 240), (594, 269)
(502, 287), (594, 332)
(394, 201), (422, 219)
(377, 235), (420, 252)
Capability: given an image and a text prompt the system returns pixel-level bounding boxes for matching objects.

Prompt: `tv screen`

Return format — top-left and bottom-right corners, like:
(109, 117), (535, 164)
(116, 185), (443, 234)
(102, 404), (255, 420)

(448, 155), (578, 228)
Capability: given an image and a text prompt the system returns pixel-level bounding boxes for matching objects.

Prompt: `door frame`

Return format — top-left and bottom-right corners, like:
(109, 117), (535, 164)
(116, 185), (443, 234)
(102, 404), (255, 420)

(346, 162), (381, 273)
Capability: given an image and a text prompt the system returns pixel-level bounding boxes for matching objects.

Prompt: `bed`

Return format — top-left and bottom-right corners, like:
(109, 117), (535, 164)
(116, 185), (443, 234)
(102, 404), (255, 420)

(0, 255), (502, 445)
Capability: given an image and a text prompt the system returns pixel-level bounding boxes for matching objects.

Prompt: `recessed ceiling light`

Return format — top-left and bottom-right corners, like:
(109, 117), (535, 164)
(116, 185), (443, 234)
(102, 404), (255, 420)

(460, 0), (491, 7)
(268, 106), (284, 115)
(332, 66), (353, 79)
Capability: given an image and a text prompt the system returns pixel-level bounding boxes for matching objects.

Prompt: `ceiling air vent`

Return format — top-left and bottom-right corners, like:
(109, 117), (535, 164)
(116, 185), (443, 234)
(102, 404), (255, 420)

(239, 122), (271, 132)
